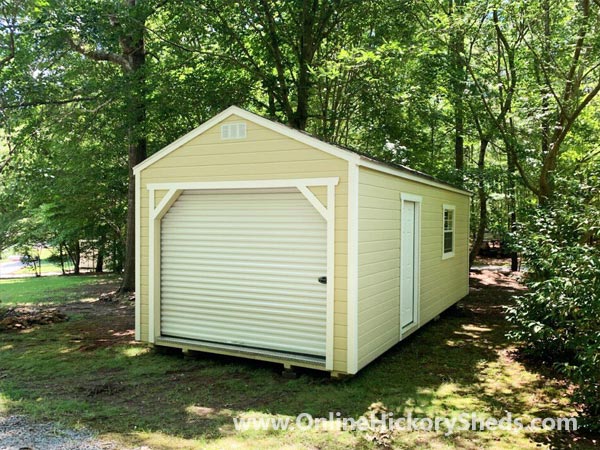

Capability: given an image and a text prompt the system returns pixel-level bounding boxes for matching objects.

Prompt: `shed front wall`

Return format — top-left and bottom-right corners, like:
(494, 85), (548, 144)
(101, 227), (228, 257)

(138, 114), (349, 372)
(356, 167), (469, 370)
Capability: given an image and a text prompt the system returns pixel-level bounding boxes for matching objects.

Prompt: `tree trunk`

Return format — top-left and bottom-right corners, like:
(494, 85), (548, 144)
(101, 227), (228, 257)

(120, 137), (146, 291)
(469, 139), (489, 266)
(96, 247), (104, 273)
(292, 1), (315, 131)
(538, 0), (552, 204)
(449, 0), (466, 174)
(73, 240), (81, 275)
(507, 151), (519, 271)
(119, 3), (147, 293)
(59, 243), (66, 275)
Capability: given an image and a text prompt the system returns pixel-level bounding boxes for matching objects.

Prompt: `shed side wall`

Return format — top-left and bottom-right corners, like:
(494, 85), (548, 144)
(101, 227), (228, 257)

(357, 167), (469, 370)
(138, 114), (349, 372)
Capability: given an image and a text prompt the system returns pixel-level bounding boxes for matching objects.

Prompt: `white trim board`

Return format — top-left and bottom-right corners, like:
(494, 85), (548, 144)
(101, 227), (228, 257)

(146, 177), (337, 370)
(346, 163), (359, 374)
(399, 193), (422, 340)
(146, 177), (339, 191)
(134, 172), (141, 341)
(133, 106), (470, 197)
(442, 203), (456, 260)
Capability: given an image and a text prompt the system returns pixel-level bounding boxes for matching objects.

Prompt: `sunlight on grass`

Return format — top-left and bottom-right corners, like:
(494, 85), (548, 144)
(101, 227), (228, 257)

(0, 274), (120, 305)
(14, 261), (64, 275)
(0, 392), (17, 415)
(121, 347), (150, 357)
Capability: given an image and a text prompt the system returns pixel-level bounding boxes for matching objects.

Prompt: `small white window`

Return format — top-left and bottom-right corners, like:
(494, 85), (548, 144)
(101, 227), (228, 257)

(442, 204), (455, 259)
(221, 122), (246, 140)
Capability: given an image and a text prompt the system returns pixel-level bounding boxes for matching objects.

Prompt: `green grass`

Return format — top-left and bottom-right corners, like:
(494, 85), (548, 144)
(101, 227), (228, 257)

(0, 273), (595, 449)
(0, 274), (120, 306)
(13, 259), (65, 275)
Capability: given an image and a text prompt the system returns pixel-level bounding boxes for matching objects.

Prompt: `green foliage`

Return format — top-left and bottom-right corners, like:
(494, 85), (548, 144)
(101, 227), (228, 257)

(1, 0), (600, 432)
(507, 172), (600, 429)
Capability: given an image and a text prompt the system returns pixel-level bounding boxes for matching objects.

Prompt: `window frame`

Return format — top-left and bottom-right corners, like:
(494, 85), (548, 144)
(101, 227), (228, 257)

(442, 204), (456, 260)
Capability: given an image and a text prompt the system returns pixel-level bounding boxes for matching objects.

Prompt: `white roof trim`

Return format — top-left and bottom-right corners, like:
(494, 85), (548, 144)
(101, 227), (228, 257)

(357, 159), (471, 196)
(133, 106), (357, 175)
(133, 105), (470, 196)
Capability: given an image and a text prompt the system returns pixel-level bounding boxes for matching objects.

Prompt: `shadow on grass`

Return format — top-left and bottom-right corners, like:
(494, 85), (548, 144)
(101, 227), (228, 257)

(0, 271), (595, 449)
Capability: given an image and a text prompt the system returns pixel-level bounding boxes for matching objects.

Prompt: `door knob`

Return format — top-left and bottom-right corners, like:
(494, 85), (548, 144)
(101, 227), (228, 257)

(318, 276), (327, 284)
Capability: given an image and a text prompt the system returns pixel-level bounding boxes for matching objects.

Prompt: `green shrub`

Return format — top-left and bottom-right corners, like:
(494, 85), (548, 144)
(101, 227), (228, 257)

(506, 176), (600, 430)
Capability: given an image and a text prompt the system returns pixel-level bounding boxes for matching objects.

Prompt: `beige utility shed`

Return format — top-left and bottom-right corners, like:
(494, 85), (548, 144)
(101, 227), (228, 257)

(134, 106), (470, 376)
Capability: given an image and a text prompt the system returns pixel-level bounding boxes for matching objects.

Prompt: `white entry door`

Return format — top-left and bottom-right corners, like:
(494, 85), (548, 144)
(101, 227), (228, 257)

(401, 200), (418, 329)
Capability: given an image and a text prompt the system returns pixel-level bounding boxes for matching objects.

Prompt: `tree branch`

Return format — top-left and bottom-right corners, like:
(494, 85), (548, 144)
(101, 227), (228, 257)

(0, 23), (15, 67)
(0, 96), (100, 109)
(66, 35), (131, 70)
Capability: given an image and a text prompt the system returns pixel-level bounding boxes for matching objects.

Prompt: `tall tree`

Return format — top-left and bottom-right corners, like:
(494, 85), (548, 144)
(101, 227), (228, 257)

(57, 0), (164, 291)
(491, 0), (600, 203)
(464, 3), (524, 264)
(173, 0), (360, 131)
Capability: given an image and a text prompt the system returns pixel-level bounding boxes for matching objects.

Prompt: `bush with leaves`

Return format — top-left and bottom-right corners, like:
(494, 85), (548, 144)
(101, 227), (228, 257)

(506, 171), (600, 430)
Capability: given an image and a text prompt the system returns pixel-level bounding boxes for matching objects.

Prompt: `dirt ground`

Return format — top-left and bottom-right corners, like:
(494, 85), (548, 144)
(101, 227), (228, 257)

(0, 280), (134, 347)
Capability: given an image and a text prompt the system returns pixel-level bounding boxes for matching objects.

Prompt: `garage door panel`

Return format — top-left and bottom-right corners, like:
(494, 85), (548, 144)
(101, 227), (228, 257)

(162, 310), (326, 332)
(161, 276), (326, 294)
(160, 189), (327, 357)
(166, 323), (324, 355)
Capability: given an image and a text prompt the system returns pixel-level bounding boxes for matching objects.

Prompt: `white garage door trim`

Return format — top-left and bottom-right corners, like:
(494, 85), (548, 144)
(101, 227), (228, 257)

(147, 177), (338, 370)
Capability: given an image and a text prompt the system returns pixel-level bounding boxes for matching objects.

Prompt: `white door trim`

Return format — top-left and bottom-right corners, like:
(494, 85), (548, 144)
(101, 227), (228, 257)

(147, 177), (338, 370)
(400, 193), (422, 340)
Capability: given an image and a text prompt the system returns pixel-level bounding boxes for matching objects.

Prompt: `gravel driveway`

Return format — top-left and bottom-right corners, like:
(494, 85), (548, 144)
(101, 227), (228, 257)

(0, 416), (120, 450)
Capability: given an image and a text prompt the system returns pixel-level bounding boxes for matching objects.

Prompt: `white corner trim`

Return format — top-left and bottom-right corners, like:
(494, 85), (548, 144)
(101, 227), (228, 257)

(442, 204), (456, 260)
(297, 185), (327, 220)
(148, 189), (155, 343)
(347, 163), (359, 374)
(151, 189), (180, 220)
(467, 197), (471, 295)
(134, 172), (141, 341)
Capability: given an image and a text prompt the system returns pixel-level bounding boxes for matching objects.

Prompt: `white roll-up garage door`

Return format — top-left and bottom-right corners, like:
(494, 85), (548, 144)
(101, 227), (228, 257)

(160, 189), (327, 357)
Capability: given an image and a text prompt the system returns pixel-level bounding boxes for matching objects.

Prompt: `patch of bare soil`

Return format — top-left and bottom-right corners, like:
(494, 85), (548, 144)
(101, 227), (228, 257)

(1, 282), (136, 353)
(60, 296), (137, 351)
(473, 256), (513, 267)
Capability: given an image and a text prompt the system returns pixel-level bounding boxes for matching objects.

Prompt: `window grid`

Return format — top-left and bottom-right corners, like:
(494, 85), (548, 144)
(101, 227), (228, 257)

(442, 206), (455, 257)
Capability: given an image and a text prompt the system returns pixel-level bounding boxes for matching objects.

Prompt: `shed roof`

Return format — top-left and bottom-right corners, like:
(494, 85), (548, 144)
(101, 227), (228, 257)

(134, 106), (471, 196)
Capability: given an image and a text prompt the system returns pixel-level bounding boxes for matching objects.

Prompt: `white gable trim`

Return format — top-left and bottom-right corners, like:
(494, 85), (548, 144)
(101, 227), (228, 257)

(133, 106), (357, 175)
(133, 105), (470, 197)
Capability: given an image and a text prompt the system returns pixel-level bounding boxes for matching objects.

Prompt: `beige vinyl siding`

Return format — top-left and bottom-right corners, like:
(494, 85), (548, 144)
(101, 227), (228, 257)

(139, 114), (349, 372)
(356, 167), (469, 370)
